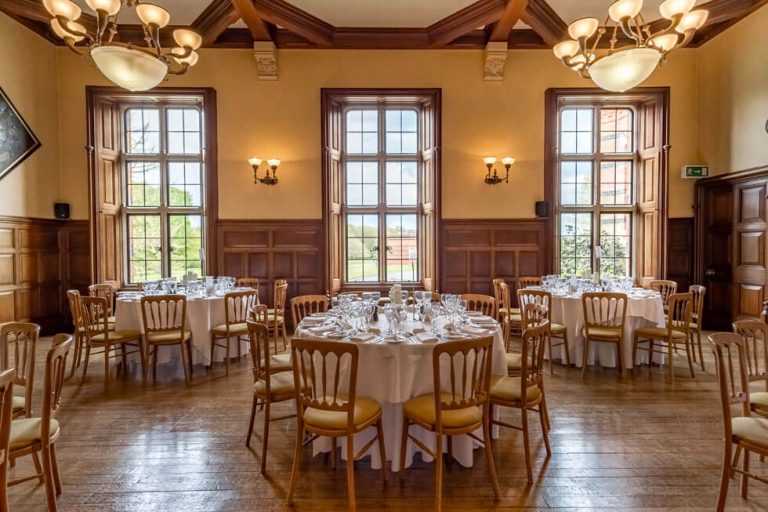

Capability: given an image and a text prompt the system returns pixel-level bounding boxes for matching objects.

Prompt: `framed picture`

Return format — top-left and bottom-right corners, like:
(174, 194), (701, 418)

(0, 85), (41, 181)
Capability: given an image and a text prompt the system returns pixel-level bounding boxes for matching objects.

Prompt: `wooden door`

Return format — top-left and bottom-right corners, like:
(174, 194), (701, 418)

(696, 183), (733, 329)
(732, 178), (768, 320)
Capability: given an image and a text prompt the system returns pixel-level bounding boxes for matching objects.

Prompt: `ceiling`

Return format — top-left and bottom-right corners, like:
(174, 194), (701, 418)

(547, 0), (714, 25)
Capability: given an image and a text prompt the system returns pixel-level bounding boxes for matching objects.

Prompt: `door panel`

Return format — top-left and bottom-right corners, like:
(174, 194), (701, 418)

(732, 180), (768, 321)
(699, 184), (733, 330)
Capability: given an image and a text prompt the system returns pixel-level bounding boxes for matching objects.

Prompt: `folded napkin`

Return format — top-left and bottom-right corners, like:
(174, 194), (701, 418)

(307, 324), (337, 335)
(415, 332), (438, 344)
(349, 332), (376, 343)
(301, 317), (326, 325)
(459, 325), (489, 336)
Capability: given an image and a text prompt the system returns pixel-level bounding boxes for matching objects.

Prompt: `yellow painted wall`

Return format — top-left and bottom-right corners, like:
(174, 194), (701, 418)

(697, 5), (768, 175)
(55, 47), (700, 220)
(0, 14), (61, 219)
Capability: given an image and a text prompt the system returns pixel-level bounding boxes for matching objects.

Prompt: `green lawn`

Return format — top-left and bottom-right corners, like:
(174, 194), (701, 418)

(347, 260), (417, 282)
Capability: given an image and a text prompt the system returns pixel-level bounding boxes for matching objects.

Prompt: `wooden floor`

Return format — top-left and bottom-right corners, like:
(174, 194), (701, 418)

(8, 335), (768, 511)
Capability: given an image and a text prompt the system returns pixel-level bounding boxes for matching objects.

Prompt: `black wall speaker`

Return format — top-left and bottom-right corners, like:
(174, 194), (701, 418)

(54, 203), (70, 220)
(535, 201), (548, 218)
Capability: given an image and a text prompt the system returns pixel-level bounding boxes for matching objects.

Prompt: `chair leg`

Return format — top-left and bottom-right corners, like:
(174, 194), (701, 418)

(434, 433), (443, 511)
(104, 343), (112, 392)
(547, 335), (554, 376)
(245, 395), (258, 447)
(187, 341), (194, 377)
(521, 406), (533, 483)
(685, 339), (695, 379)
(31, 451), (44, 483)
(668, 339), (675, 384)
(120, 343), (127, 375)
(287, 419), (303, 506)
(179, 342), (191, 385)
(538, 404), (552, 456)
(0, 459), (7, 512)
(697, 330), (705, 372)
(647, 340), (654, 371)
(346, 435), (357, 512)
(376, 419), (387, 483)
(741, 449), (750, 498)
(80, 343), (91, 385)
(399, 417), (409, 483)
(260, 399), (271, 474)
(68, 334), (81, 378)
(152, 346), (158, 381)
(483, 416), (501, 500)
(281, 322), (288, 351)
(631, 334), (638, 368)
(225, 336), (231, 377)
(541, 396), (552, 440)
(331, 437), (337, 469)
(41, 446), (58, 512)
(581, 337), (589, 379)
(50, 443), (62, 495)
(563, 332), (571, 366)
(237, 334), (243, 360)
(731, 445), (742, 478)
(716, 443), (732, 512)
(616, 340), (624, 377)
(209, 333), (216, 371)
(138, 338), (147, 381)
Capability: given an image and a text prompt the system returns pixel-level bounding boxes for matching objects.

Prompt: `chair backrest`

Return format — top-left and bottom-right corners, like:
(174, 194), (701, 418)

(237, 277), (260, 288)
(518, 289), (552, 321)
(247, 320), (273, 387)
(522, 303), (548, 329)
(66, 289), (83, 332)
(224, 290), (259, 326)
(292, 338), (359, 431)
(733, 319), (768, 390)
(666, 292), (693, 333)
(710, 332), (752, 443)
(460, 294), (496, 317)
(0, 367), (13, 495)
(0, 323), (37, 418)
(80, 296), (111, 340)
(650, 279), (677, 310)
(518, 276), (541, 289)
(141, 295), (187, 335)
(291, 295), (330, 326)
(581, 292), (628, 331)
(491, 278), (505, 308)
(273, 279), (288, 314)
(432, 336), (493, 428)
(519, 322), (549, 394)
(89, 283), (116, 316)
(42, 335), (72, 442)
(689, 284), (706, 324)
(249, 304), (269, 323)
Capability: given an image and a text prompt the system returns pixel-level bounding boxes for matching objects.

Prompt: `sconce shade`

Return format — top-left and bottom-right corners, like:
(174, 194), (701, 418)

(90, 45), (168, 92)
(248, 157), (262, 166)
(267, 159), (281, 167)
(173, 29), (203, 50)
(136, 3), (171, 28)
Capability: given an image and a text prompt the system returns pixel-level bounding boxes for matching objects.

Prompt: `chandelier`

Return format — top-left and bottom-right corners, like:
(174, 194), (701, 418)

(553, 0), (708, 92)
(42, 0), (201, 91)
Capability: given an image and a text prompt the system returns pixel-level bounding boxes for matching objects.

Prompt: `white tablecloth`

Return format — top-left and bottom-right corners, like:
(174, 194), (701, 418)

(294, 315), (507, 472)
(545, 291), (666, 369)
(114, 296), (249, 366)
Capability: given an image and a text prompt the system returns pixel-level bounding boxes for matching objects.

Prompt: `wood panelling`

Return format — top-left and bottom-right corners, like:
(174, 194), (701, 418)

(666, 218), (694, 291)
(216, 220), (324, 309)
(0, 216), (89, 333)
(440, 219), (548, 299)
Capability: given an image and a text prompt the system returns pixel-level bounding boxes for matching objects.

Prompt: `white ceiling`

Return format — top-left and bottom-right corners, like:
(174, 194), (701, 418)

(548, 0), (714, 25)
(71, 0), (209, 25)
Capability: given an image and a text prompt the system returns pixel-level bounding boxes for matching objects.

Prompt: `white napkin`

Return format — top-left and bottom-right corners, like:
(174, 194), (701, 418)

(459, 325), (489, 336)
(415, 332), (438, 344)
(350, 332), (376, 343)
(301, 317), (326, 325)
(308, 325), (337, 335)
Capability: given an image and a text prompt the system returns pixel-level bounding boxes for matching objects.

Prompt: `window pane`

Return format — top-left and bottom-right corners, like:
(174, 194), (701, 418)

(386, 214), (417, 282)
(600, 108), (633, 153)
(600, 213), (631, 277)
(600, 161), (632, 205)
(385, 161), (418, 206)
(167, 108), (201, 155)
(560, 108), (593, 154)
(385, 110), (418, 154)
(560, 161), (592, 206)
(347, 214), (379, 282)
(346, 109), (378, 155)
(128, 215), (163, 283)
(126, 108), (160, 154)
(126, 162), (161, 207)
(168, 162), (202, 207)
(346, 162), (378, 206)
(559, 213), (592, 276)
(168, 215), (203, 280)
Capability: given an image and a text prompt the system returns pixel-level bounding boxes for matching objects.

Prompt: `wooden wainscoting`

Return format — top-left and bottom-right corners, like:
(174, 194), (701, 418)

(0, 216), (89, 332)
(667, 218), (694, 291)
(439, 219), (549, 299)
(216, 220), (325, 309)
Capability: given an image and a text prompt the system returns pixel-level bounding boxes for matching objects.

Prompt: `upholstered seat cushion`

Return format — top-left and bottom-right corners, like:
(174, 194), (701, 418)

(147, 330), (192, 344)
(507, 314), (522, 324)
(89, 330), (142, 343)
(10, 418), (60, 450)
(551, 322), (567, 335)
(270, 353), (292, 372)
(506, 353), (533, 371)
(304, 396), (381, 431)
(498, 307), (520, 317)
(211, 322), (247, 336)
(634, 327), (687, 340)
(403, 393), (482, 429)
(489, 375), (541, 404)
(732, 416), (768, 448)
(254, 371), (295, 398)
(751, 392), (768, 415)
(585, 326), (623, 339)
(12, 396), (25, 413)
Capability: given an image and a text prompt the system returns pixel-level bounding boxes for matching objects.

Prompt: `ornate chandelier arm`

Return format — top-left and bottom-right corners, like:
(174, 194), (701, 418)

(54, 15), (93, 44)
(166, 62), (191, 75)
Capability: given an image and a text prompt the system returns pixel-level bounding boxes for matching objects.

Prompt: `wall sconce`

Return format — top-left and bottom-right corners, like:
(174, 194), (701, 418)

(248, 157), (281, 185)
(483, 156), (515, 185)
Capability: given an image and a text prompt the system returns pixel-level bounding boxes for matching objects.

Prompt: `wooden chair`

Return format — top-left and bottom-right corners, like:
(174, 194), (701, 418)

(518, 289), (571, 373)
(492, 278), (517, 322)
(0, 369), (13, 512)
(632, 292), (694, 383)
(518, 276), (541, 290)
(268, 280), (289, 353)
(581, 293), (628, 378)
(8, 334), (72, 512)
(250, 305), (291, 373)
(710, 332), (768, 511)
(689, 285), (707, 371)
(140, 295), (194, 384)
(88, 283), (117, 324)
(236, 277), (260, 288)
(399, 336), (500, 509)
(0, 323), (38, 419)
(460, 293), (496, 317)
(80, 296), (144, 391)
(732, 320), (768, 418)
(245, 319), (296, 473)
(650, 279), (677, 314)
(290, 295), (330, 326)
(288, 339), (386, 511)
(489, 322), (552, 483)
(66, 290), (87, 378)
(210, 290), (259, 375)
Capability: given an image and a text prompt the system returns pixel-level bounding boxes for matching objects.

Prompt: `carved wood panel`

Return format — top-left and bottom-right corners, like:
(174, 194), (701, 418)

(666, 218), (693, 291)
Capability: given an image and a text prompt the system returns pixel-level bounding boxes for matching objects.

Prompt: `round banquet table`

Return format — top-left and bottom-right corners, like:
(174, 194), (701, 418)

(114, 295), (250, 367)
(293, 314), (507, 472)
(541, 289), (666, 369)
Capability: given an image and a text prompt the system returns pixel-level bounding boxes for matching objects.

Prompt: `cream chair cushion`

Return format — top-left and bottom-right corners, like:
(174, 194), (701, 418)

(211, 322), (247, 336)
(270, 353), (292, 373)
(551, 322), (568, 335)
(584, 326), (623, 339)
(403, 393), (482, 429)
(253, 371), (295, 398)
(10, 418), (60, 450)
(89, 330), (142, 343)
(12, 396), (25, 413)
(751, 392), (768, 415)
(147, 330), (192, 344)
(303, 396), (381, 431)
(634, 327), (687, 340)
(506, 353), (534, 371)
(490, 375), (541, 403)
(732, 416), (768, 449)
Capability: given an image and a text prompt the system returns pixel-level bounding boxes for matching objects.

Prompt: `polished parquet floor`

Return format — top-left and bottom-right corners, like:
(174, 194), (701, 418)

(7, 335), (768, 511)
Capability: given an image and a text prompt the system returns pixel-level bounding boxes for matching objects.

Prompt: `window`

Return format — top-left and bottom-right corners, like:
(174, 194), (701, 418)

(556, 104), (636, 277)
(323, 90), (440, 290)
(122, 103), (206, 284)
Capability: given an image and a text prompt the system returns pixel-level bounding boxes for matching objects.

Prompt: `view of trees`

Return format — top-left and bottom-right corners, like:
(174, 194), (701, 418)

(560, 222), (630, 277)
